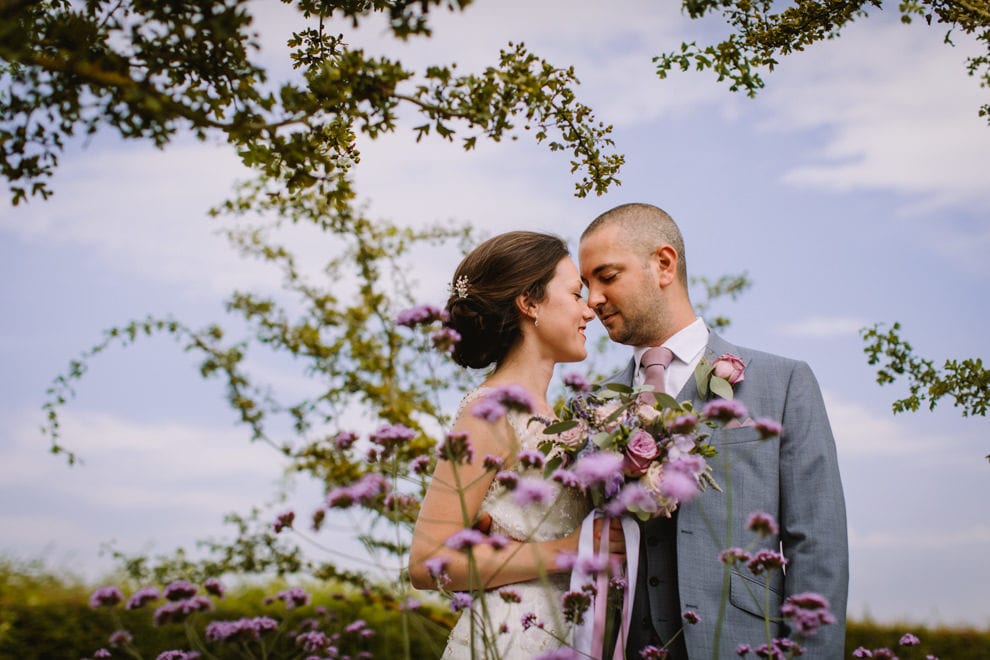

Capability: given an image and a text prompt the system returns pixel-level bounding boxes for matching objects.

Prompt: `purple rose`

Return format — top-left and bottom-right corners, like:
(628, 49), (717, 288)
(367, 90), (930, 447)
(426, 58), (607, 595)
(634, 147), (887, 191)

(712, 353), (745, 385)
(622, 429), (659, 477)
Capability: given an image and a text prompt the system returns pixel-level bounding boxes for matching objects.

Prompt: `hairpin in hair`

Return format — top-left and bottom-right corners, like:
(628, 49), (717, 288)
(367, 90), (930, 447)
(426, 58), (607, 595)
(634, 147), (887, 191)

(451, 275), (470, 299)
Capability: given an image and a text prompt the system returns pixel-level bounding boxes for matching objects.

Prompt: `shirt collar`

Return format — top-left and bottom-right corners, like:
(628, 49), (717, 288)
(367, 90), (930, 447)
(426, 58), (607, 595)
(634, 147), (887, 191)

(633, 317), (709, 370)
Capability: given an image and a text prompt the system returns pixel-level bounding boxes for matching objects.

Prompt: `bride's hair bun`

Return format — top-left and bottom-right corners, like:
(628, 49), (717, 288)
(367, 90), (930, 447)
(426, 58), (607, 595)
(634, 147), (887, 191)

(445, 231), (569, 369)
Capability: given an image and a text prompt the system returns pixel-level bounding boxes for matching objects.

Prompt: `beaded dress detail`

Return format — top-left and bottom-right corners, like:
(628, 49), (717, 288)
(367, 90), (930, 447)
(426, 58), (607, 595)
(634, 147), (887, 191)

(442, 387), (590, 659)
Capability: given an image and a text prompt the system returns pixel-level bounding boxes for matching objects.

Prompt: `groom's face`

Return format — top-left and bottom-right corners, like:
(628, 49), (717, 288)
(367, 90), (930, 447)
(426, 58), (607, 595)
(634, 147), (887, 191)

(579, 225), (665, 347)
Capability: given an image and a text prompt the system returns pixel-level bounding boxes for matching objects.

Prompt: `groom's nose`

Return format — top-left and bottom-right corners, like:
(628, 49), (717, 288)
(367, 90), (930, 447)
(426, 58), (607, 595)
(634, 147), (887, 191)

(586, 284), (606, 310)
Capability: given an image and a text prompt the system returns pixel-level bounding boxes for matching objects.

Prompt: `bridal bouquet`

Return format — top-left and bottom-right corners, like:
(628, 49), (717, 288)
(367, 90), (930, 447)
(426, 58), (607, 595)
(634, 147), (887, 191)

(539, 375), (776, 659)
(541, 378), (727, 520)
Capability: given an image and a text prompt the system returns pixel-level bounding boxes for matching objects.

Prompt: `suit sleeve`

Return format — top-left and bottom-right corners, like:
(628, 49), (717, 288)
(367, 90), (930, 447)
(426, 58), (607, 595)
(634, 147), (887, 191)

(778, 360), (849, 653)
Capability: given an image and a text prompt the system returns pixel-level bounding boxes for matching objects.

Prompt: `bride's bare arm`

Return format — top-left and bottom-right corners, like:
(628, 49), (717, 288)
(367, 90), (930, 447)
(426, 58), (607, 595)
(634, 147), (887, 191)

(409, 404), (579, 591)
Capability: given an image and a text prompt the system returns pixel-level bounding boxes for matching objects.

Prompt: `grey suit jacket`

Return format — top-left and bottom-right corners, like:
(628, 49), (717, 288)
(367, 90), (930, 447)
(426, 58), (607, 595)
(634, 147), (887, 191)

(618, 331), (848, 658)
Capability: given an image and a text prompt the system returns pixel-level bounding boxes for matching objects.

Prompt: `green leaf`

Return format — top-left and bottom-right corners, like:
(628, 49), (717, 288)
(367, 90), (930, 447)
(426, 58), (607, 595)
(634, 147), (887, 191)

(605, 382), (634, 394)
(710, 376), (734, 400)
(695, 363), (712, 398)
(542, 419), (579, 434)
(592, 431), (614, 449)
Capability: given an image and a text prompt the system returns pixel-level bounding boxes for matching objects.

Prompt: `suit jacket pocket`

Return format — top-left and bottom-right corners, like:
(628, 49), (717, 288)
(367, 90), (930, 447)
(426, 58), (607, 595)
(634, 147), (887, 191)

(729, 570), (782, 620)
(714, 426), (764, 446)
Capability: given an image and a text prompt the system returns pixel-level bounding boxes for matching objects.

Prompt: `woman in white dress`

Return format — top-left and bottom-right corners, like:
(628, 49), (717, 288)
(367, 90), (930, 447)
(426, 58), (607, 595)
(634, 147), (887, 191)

(408, 231), (624, 659)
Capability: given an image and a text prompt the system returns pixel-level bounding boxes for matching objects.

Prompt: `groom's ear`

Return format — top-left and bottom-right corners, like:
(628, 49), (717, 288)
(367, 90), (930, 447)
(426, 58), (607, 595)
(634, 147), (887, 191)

(653, 244), (678, 287)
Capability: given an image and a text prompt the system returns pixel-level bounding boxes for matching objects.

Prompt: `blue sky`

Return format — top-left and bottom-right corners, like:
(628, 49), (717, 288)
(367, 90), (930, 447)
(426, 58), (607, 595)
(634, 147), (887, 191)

(1, 1), (988, 627)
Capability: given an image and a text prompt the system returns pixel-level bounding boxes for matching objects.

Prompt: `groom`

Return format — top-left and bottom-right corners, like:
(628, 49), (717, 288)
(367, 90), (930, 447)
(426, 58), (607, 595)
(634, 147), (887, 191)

(578, 203), (848, 658)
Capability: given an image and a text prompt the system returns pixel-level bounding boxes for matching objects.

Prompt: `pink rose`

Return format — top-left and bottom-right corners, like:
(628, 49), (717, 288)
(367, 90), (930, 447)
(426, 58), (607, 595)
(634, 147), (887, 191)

(712, 353), (745, 385)
(622, 429), (659, 477)
(555, 418), (589, 450)
(592, 399), (623, 432)
(636, 403), (662, 426)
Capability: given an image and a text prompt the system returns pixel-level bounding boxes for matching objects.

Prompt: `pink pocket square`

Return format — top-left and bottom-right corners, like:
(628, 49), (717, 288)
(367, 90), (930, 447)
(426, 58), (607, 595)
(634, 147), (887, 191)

(724, 417), (755, 430)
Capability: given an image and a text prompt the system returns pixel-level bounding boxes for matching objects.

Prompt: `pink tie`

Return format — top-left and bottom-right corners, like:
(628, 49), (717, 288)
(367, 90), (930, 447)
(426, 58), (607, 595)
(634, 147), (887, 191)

(640, 346), (674, 401)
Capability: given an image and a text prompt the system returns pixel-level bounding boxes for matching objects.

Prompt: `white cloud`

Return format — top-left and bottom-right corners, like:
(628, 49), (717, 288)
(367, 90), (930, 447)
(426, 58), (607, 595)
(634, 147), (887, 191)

(778, 317), (867, 338)
(761, 16), (990, 210)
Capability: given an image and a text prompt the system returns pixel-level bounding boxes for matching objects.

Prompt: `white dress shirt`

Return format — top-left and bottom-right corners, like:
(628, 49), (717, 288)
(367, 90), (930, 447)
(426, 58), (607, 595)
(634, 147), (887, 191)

(633, 317), (709, 397)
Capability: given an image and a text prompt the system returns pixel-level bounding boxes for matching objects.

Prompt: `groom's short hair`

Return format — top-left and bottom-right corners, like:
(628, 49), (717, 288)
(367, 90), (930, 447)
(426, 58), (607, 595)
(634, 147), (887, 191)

(581, 202), (688, 286)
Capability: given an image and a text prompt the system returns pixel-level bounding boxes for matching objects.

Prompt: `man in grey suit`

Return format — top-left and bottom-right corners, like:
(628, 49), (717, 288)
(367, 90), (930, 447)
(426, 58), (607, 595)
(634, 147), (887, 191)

(578, 203), (848, 658)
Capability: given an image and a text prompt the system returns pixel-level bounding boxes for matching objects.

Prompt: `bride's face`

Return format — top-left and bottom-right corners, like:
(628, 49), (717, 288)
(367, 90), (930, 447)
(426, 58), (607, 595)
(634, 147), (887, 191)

(534, 257), (596, 363)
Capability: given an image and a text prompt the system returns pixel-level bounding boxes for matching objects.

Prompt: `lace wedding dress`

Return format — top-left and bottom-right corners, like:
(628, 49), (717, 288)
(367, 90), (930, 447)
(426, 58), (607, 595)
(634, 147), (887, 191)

(441, 388), (591, 659)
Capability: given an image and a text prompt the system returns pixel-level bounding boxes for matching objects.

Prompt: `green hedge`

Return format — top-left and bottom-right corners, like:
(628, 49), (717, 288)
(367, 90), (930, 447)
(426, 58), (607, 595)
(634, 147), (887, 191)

(2, 561), (987, 659)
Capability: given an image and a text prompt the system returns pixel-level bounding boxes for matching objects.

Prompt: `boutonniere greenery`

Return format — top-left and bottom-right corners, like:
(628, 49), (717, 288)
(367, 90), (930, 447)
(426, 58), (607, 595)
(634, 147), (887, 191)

(695, 352), (746, 400)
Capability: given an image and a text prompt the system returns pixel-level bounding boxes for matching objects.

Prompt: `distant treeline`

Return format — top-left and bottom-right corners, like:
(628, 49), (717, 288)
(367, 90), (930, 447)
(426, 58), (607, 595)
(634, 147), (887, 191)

(1, 560), (986, 659)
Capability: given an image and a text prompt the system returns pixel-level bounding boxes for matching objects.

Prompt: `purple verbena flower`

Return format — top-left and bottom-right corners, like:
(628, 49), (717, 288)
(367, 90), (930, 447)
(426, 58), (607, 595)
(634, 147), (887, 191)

(511, 477), (554, 507)
(658, 466), (699, 502)
(735, 644), (752, 656)
(296, 631), (330, 653)
(554, 551), (577, 571)
(431, 327), (462, 353)
(437, 431), (473, 464)
(93, 649), (111, 658)
(449, 593), (473, 613)
(639, 646), (669, 659)
(395, 304), (446, 328)
(781, 592), (836, 636)
(276, 587), (310, 609)
(491, 384), (535, 413)
(400, 596), (421, 611)
(495, 470), (519, 490)
(155, 652), (201, 660)
(682, 610), (701, 624)
(482, 454), (504, 471)
(571, 451), (625, 489)
(445, 528), (487, 551)
(563, 372), (591, 393)
(488, 534), (510, 550)
(332, 431), (358, 450)
(109, 629), (133, 646)
(472, 397), (508, 422)
(753, 417), (783, 439)
(520, 612), (542, 630)
(900, 633), (921, 647)
(273, 510), (295, 533)
(559, 590), (592, 625)
(205, 616), (279, 642)
(747, 512), (779, 537)
(498, 588), (521, 603)
(702, 398), (748, 423)
(747, 549), (788, 575)
(424, 556), (450, 580)
(669, 414), (699, 434)
(203, 578), (225, 598)
(344, 619), (367, 634)
(153, 597), (213, 626)
(516, 448), (545, 469)
(551, 468), (581, 489)
(370, 423), (416, 447)
(163, 580), (198, 601)
(89, 586), (123, 608)
(719, 547), (753, 566)
(125, 586), (160, 610)
(410, 455), (431, 475)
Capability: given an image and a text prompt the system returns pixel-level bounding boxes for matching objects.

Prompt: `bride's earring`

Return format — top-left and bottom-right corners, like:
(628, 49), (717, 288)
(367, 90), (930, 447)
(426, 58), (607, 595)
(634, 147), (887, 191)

(534, 315), (540, 328)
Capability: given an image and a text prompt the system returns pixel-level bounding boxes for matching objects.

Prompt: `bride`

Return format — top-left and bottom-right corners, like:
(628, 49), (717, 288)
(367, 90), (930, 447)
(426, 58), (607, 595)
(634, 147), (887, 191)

(408, 231), (624, 659)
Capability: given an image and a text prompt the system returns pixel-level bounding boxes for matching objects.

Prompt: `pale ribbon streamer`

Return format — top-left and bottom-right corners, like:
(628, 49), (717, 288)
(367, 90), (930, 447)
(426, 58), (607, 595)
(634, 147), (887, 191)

(569, 511), (641, 659)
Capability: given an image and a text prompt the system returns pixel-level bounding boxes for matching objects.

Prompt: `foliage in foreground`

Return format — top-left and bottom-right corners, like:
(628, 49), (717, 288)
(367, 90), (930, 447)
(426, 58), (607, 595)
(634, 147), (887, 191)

(2, 558), (989, 660)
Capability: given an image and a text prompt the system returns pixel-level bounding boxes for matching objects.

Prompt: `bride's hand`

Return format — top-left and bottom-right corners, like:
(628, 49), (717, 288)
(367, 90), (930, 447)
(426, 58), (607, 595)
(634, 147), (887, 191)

(593, 517), (626, 558)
